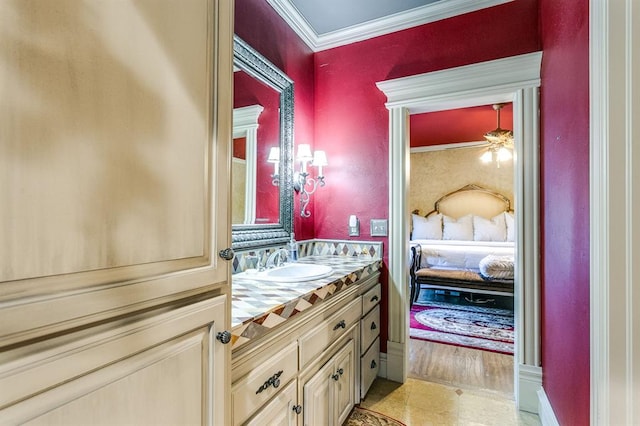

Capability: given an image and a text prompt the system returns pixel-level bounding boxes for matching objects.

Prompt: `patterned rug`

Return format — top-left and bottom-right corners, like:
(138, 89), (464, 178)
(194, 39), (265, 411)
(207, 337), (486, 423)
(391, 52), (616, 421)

(410, 301), (514, 354)
(344, 407), (406, 426)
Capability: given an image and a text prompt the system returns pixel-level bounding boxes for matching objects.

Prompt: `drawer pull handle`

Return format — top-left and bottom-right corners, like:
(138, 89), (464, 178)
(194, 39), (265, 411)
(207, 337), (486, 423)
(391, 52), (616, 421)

(331, 373), (340, 381)
(292, 405), (302, 415)
(216, 330), (231, 344)
(370, 322), (377, 330)
(371, 360), (377, 369)
(370, 295), (379, 302)
(337, 368), (344, 376)
(333, 320), (346, 330)
(255, 370), (283, 394)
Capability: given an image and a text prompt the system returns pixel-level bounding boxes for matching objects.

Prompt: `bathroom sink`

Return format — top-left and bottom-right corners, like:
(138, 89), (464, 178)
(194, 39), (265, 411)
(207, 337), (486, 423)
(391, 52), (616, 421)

(242, 263), (334, 282)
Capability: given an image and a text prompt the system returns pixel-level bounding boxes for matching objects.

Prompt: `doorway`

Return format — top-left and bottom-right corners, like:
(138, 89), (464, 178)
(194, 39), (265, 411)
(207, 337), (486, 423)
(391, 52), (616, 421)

(376, 51), (542, 411)
(407, 134), (517, 397)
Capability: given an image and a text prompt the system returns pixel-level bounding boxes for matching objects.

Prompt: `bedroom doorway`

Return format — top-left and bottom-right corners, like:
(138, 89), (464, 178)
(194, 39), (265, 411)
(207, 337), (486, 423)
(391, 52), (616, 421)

(407, 136), (517, 398)
(376, 51), (542, 412)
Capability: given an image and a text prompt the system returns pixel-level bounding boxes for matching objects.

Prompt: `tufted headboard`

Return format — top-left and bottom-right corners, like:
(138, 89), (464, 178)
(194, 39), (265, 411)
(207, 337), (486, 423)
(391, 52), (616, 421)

(417, 184), (512, 220)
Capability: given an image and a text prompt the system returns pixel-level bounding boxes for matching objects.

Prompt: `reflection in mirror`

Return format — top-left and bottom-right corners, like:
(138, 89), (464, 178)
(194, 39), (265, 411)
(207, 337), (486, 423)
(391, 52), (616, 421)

(233, 70), (280, 225)
(231, 35), (293, 250)
(232, 105), (263, 224)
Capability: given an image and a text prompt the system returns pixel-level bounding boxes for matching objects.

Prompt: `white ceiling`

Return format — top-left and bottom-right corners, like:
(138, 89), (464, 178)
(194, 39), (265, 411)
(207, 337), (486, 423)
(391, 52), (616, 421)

(265, 0), (513, 52)
(290, 0), (440, 35)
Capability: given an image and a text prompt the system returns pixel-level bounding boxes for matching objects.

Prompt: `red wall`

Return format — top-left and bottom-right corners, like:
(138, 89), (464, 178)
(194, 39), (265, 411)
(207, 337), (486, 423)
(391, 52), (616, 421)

(539, 0), (590, 423)
(235, 0), (316, 239)
(236, 4), (592, 421)
(411, 104), (514, 147)
(313, 1), (538, 351)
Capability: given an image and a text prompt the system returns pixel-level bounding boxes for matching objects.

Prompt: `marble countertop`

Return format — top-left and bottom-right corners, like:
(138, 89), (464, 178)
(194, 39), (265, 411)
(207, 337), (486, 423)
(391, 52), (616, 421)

(230, 254), (381, 348)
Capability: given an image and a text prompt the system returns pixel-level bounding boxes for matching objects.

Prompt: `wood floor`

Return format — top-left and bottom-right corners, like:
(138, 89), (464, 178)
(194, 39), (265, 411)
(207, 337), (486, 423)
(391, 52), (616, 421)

(408, 338), (514, 399)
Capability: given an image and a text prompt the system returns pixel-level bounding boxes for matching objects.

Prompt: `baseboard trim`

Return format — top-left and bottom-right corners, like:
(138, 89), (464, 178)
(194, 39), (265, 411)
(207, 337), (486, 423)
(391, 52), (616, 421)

(517, 364), (542, 413)
(385, 341), (407, 382)
(378, 352), (388, 379)
(537, 387), (560, 426)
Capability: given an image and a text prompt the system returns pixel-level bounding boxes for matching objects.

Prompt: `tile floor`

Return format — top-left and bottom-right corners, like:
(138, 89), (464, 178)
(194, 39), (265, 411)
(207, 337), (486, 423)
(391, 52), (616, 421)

(359, 378), (541, 426)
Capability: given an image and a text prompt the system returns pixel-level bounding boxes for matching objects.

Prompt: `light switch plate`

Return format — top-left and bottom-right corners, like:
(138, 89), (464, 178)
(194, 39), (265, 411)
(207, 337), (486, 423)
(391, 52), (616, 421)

(370, 219), (388, 236)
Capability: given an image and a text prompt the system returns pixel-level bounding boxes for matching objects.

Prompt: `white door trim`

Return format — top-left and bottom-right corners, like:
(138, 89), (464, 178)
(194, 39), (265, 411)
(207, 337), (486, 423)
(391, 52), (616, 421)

(376, 51), (542, 411)
(590, 0), (640, 424)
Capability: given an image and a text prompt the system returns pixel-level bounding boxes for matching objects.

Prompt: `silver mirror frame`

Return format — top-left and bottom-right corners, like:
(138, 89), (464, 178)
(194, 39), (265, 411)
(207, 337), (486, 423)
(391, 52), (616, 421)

(231, 35), (294, 250)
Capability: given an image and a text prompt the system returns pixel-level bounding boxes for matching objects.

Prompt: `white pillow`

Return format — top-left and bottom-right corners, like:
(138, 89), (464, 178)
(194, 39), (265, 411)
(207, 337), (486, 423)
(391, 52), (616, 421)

(504, 212), (515, 242)
(412, 214), (442, 239)
(473, 214), (507, 242)
(479, 254), (514, 279)
(442, 214), (473, 241)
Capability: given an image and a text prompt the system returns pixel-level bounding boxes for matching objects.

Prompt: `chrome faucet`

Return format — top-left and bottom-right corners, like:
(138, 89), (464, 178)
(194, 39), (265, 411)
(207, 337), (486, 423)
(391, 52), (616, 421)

(265, 248), (289, 269)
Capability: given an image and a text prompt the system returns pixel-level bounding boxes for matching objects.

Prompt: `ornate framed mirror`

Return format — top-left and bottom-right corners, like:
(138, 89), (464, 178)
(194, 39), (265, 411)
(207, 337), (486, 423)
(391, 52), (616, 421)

(231, 35), (294, 250)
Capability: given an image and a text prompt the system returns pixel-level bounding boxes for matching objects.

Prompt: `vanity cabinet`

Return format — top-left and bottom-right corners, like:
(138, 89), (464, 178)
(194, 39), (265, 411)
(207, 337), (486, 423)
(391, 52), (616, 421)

(232, 272), (380, 426)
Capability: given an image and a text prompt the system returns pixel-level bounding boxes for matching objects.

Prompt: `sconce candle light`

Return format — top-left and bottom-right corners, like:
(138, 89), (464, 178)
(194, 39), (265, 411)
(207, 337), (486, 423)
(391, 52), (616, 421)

(267, 146), (280, 185)
(294, 144), (327, 217)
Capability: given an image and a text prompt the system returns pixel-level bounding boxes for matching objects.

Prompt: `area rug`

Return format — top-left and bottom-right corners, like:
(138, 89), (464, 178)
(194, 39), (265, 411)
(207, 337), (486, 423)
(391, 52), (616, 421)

(344, 407), (406, 426)
(410, 301), (514, 354)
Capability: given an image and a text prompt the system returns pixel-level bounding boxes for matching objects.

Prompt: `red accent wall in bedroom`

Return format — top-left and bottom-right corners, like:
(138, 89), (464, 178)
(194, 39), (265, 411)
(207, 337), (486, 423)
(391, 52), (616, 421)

(313, 1), (538, 352)
(235, 0), (316, 239)
(539, 0), (590, 423)
(410, 104), (513, 147)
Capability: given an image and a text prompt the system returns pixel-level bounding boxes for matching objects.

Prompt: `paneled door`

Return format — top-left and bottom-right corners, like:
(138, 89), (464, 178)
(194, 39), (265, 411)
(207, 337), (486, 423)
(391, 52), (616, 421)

(0, 0), (234, 423)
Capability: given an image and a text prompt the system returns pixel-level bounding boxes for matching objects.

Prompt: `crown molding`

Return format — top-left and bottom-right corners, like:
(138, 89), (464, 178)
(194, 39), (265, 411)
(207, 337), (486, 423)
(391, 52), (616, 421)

(266, 0), (513, 52)
(376, 51), (542, 114)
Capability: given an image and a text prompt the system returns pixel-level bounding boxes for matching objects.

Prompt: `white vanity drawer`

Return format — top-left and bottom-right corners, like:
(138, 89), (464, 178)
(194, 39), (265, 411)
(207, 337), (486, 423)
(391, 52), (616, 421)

(362, 283), (381, 315)
(245, 379), (298, 426)
(360, 304), (380, 353)
(360, 337), (380, 398)
(299, 297), (361, 368)
(232, 341), (298, 425)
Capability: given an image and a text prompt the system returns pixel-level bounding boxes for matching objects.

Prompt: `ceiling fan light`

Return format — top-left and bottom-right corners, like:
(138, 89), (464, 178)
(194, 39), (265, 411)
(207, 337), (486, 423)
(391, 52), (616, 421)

(480, 150), (493, 163)
(497, 146), (512, 161)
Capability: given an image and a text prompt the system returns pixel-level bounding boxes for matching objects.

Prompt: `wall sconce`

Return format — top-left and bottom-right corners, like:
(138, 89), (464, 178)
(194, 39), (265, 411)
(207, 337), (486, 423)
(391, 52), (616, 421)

(267, 146), (280, 185)
(294, 144), (327, 218)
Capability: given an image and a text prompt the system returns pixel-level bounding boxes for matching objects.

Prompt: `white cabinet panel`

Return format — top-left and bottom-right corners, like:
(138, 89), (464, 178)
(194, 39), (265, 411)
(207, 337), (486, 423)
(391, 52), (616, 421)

(0, 0), (233, 347)
(232, 341), (298, 425)
(334, 340), (356, 425)
(360, 304), (380, 353)
(0, 295), (229, 426)
(246, 380), (299, 426)
(302, 339), (355, 426)
(360, 337), (380, 398)
(299, 298), (361, 368)
(362, 283), (381, 315)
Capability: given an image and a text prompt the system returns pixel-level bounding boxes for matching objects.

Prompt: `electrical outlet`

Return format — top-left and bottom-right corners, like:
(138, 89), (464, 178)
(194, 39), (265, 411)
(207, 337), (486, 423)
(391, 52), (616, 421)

(370, 219), (388, 236)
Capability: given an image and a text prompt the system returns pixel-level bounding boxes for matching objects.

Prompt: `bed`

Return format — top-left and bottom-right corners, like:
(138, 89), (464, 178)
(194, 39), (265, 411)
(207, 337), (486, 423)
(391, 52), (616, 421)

(409, 184), (515, 305)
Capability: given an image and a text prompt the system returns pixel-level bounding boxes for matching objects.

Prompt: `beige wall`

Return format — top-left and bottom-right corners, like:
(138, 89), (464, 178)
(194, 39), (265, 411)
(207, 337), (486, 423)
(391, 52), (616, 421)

(232, 159), (247, 224)
(409, 145), (514, 216)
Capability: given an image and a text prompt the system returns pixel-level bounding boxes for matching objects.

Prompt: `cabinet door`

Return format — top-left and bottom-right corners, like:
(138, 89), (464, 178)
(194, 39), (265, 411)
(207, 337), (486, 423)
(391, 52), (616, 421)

(0, 0), (234, 347)
(246, 380), (298, 426)
(333, 340), (356, 426)
(0, 296), (228, 425)
(303, 360), (333, 426)
(302, 339), (356, 426)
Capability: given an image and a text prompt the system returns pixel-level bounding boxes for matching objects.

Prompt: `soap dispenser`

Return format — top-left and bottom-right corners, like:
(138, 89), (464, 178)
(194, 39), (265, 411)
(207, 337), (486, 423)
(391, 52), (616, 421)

(288, 233), (298, 262)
